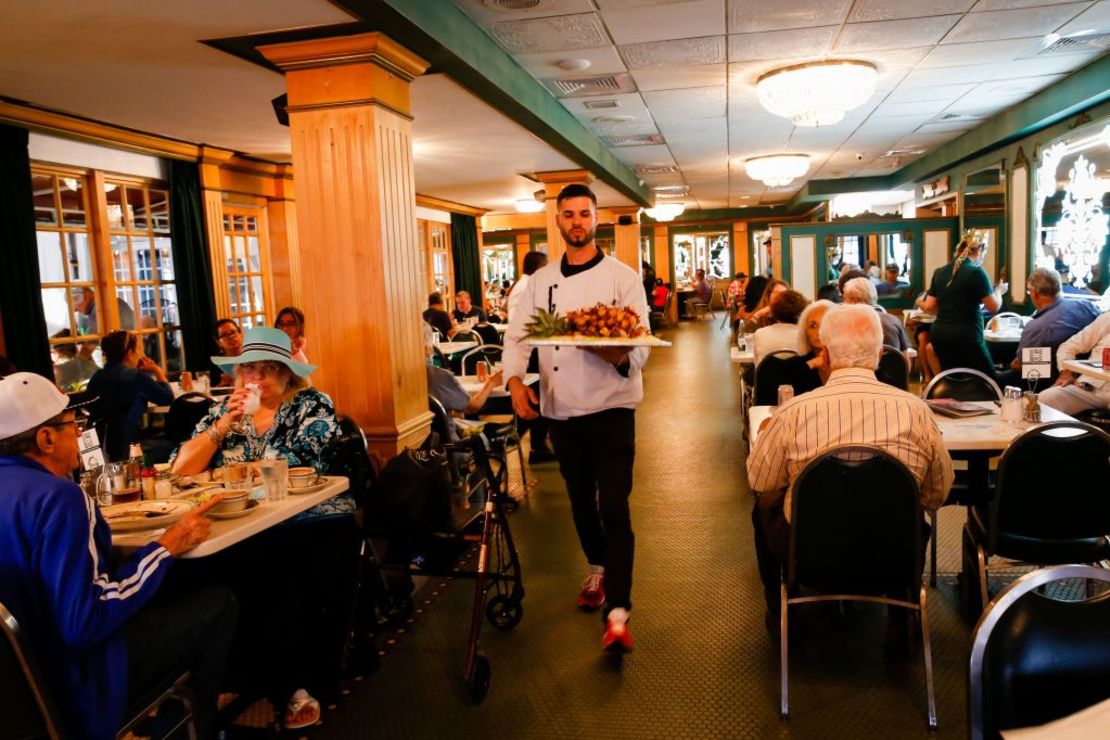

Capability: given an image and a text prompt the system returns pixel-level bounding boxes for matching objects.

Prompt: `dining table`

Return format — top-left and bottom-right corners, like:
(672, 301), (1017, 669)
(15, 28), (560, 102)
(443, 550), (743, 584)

(436, 341), (478, 356)
(1060, 357), (1110, 384)
(458, 372), (538, 398)
(111, 475), (350, 558)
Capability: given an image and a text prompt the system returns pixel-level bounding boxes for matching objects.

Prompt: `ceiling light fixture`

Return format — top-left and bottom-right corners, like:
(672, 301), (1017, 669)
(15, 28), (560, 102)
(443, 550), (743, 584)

(756, 60), (877, 127)
(744, 154), (810, 188)
(556, 58), (592, 71)
(515, 198), (545, 214)
(643, 203), (685, 222)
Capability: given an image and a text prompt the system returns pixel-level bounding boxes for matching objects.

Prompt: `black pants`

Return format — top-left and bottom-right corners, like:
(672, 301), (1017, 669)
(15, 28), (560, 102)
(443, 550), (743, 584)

(125, 585), (238, 737)
(549, 408), (636, 613)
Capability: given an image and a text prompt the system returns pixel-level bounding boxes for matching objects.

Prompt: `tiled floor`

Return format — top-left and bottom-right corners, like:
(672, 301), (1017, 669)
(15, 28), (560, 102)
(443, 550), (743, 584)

(316, 320), (987, 739)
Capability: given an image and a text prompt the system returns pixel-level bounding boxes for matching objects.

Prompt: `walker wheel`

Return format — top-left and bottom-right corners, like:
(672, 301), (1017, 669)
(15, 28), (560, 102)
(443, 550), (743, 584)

(466, 654), (491, 704)
(485, 595), (524, 630)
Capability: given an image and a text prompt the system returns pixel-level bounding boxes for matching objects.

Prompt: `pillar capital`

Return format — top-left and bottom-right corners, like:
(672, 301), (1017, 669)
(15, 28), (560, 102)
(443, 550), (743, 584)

(258, 32), (429, 80)
(258, 33), (429, 118)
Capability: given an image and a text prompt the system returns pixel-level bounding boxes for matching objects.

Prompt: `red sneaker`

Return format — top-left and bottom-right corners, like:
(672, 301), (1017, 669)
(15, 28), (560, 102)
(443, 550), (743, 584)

(577, 572), (605, 611)
(602, 619), (634, 653)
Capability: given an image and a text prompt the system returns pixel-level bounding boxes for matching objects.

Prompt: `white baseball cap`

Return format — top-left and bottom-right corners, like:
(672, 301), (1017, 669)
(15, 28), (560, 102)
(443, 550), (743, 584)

(0, 372), (73, 440)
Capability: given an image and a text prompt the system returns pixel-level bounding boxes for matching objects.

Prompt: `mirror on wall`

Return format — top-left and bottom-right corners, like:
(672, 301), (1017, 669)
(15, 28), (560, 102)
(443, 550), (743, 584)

(962, 162), (1005, 284)
(672, 231), (729, 286)
(1035, 122), (1110, 295)
(823, 232), (914, 296)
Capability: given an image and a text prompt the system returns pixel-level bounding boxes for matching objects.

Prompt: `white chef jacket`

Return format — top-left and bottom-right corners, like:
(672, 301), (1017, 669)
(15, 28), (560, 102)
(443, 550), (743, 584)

(502, 252), (651, 421)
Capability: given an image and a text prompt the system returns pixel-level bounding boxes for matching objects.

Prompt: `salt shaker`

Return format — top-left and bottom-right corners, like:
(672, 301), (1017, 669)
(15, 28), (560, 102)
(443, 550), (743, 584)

(1001, 386), (1023, 422)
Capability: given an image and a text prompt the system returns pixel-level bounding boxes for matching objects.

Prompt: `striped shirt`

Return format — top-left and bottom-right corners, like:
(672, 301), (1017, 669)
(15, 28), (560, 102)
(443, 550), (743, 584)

(747, 367), (953, 521)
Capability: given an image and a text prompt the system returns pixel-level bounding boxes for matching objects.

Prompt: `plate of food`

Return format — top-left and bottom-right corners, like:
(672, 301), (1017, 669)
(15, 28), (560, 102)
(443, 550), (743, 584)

(102, 500), (194, 532)
(288, 476), (329, 495)
(522, 306), (671, 347)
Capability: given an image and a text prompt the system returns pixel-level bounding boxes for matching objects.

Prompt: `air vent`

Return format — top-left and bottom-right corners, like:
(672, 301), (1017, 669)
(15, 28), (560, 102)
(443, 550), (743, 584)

(882, 147), (925, 158)
(1038, 32), (1110, 55)
(599, 133), (664, 147)
(937, 113), (970, 121)
(635, 164), (678, 175)
(543, 73), (637, 98)
(583, 99), (620, 110)
(655, 191), (687, 199)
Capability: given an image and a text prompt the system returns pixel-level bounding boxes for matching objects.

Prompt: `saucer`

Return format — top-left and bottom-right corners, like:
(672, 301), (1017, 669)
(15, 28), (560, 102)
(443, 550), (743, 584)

(207, 499), (261, 520)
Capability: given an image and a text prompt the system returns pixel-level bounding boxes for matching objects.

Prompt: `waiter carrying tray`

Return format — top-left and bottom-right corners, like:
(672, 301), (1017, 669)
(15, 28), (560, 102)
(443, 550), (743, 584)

(503, 184), (651, 653)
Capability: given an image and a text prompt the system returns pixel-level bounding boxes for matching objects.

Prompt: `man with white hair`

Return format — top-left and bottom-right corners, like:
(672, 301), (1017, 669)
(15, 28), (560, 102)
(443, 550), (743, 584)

(746, 305), (953, 631)
(842, 276), (909, 351)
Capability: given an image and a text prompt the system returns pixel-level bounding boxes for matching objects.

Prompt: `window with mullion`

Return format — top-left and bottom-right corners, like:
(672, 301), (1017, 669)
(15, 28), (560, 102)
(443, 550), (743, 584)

(222, 207), (268, 329)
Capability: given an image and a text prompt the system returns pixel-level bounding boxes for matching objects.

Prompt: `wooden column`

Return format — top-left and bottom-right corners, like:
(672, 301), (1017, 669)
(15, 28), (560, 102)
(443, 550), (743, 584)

(199, 148), (233, 317)
(260, 33), (432, 461)
(514, 232), (530, 279)
(732, 221), (749, 277)
(534, 169), (593, 262)
(611, 207), (641, 271)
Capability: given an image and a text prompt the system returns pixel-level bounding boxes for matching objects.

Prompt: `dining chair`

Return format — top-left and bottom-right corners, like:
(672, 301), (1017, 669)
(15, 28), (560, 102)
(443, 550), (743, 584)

(0, 601), (198, 740)
(460, 344), (503, 376)
(968, 565), (1110, 740)
(781, 445), (936, 730)
(876, 345), (910, 391)
(960, 420), (1110, 619)
(922, 367), (1003, 402)
(752, 350), (802, 407)
(473, 323), (501, 346)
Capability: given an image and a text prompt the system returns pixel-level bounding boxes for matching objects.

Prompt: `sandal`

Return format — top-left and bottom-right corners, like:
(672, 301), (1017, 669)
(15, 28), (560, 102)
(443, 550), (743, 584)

(283, 688), (321, 730)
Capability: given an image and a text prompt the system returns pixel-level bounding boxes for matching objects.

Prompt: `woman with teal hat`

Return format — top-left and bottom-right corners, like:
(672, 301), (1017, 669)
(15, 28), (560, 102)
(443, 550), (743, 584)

(170, 326), (354, 729)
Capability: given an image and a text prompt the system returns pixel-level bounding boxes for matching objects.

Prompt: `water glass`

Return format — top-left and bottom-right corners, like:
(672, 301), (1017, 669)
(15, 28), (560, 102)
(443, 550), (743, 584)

(258, 459), (288, 502)
(222, 462), (252, 491)
(777, 384), (794, 406)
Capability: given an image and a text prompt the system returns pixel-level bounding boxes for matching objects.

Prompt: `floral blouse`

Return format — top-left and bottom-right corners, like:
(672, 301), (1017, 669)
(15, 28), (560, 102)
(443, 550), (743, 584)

(170, 387), (353, 521)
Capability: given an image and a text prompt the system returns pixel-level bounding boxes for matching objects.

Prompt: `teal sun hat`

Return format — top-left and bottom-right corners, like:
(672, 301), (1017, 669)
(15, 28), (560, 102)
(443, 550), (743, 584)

(212, 326), (316, 378)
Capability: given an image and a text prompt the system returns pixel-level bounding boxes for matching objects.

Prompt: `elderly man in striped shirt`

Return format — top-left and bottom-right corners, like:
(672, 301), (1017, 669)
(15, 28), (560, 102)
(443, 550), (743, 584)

(746, 305), (953, 632)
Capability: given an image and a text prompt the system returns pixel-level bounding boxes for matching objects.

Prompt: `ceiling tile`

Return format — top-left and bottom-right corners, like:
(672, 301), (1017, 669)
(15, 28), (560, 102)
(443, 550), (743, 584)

(451, 0), (597, 25)
(596, 0), (693, 8)
(915, 120), (979, 134)
(620, 36), (726, 68)
(599, 0), (726, 45)
(727, 26), (837, 60)
(631, 64), (727, 90)
(974, 73), (1067, 96)
(642, 86), (727, 120)
(1055, 0), (1110, 35)
(973, 0), (1092, 11)
(727, 0), (851, 33)
(489, 13), (608, 54)
(943, 4), (1092, 44)
(920, 36), (1044, 65)
(870, 99), (953, 117)
(835, 16), (962, 52)
(610, 143), (677, 165)
(899, 63), (1001, 86)
(990, 53), (1103, 77)
(512, 46), (628, 76)
(851, 0), (974, 22)
(885, 81), (979, 102)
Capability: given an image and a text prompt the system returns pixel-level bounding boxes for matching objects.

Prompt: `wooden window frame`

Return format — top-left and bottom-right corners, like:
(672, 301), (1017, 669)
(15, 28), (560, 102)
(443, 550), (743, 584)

(220, 203), (273, 330)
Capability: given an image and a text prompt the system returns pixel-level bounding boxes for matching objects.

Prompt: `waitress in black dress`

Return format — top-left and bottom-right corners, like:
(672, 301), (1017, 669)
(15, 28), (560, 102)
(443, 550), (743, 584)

(921, 235), (1008, 379)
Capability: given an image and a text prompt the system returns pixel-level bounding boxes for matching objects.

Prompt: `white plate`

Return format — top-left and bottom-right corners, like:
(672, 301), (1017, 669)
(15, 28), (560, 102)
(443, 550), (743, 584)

(102, 500), (194, 531)
(207, 499), (261, 520)
(525, 335), (671, 347)
(288, 477), (328, 495)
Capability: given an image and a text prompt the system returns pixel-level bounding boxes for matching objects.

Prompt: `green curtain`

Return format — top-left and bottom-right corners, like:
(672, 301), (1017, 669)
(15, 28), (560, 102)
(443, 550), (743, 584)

(165, 159), (218, 373)
(450, 213), (482, 299)
(0, 124), (52, 378)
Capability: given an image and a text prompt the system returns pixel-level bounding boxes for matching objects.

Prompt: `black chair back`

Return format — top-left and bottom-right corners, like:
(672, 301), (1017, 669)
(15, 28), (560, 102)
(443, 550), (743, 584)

(328, 414), (376, 512)
(753, 350), (801, 406)
(428, 395), (453, 443)
(473, 323), (501, 346)
(1, 602), (63, 739)
(452, 330), (479, 344)
(970, 565), (1110, 739)
(923, 368), (1002, 402)
(163, 392), (214, 444)
(461, 345), (502, 376)
(788, 445), (923, 598)
(990, 421), (1110, 543)
(876, 345), (909, 390)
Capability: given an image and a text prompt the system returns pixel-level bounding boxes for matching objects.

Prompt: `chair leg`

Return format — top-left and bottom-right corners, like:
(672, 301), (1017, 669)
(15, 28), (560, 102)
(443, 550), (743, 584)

(977, 546), (989, 610)
(780, 582), (790, 720)
(918, 587), (938, 731)
(929, 509), (938, 588)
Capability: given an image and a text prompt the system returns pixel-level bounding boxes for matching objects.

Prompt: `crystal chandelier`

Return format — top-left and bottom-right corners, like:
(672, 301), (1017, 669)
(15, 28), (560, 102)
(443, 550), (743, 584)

(643, 203), (685, 222)
(744, 154), (810, 188)
(757, 61), (877, 127)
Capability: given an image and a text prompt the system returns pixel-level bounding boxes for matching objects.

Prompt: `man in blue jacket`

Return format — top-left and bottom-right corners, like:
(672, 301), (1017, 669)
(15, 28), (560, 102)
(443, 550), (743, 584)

(0, 372), (235, 739)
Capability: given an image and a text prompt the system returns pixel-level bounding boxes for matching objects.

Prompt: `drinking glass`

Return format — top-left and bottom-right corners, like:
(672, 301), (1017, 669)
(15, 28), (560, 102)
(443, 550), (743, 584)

(222, 461), (252, 491)
(231, 383), (261, 436)
(258, 459), (288, 502)
(96, 462), (138, 506)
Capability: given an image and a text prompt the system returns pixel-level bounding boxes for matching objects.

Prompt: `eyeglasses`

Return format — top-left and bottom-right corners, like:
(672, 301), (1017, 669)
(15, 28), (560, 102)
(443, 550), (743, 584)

(239, 361), (285, 377)
(217, 330), (240, 340)
(275, 321), (300, 329)
(49, 417), (86, 433)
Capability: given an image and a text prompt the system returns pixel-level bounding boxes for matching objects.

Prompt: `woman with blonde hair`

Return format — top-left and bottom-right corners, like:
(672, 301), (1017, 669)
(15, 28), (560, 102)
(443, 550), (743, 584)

(920, 234), (1007, 378)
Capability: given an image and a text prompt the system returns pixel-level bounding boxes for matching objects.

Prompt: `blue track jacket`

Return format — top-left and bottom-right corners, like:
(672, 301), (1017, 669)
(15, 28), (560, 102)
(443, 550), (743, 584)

(0, 455), (174, 739)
